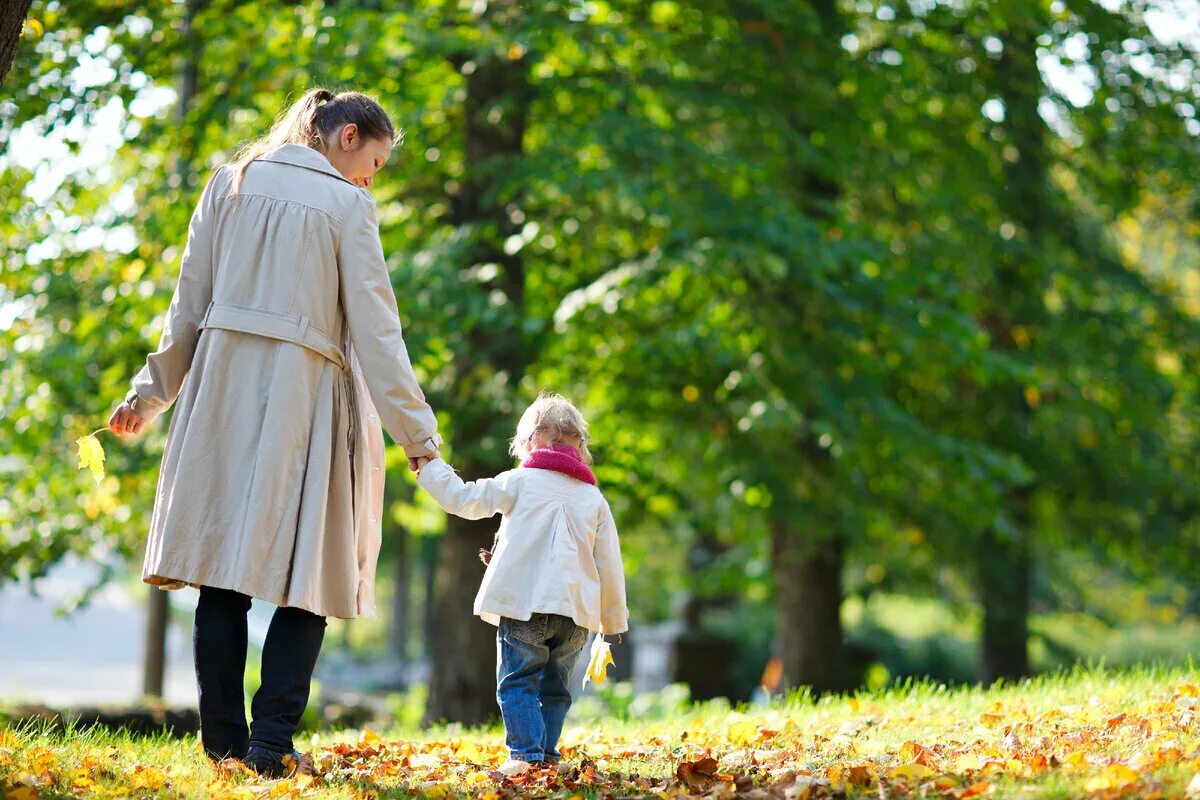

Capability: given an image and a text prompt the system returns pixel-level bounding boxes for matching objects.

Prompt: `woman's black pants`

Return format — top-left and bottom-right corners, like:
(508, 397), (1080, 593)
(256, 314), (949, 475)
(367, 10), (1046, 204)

(193, 585), (327, 760)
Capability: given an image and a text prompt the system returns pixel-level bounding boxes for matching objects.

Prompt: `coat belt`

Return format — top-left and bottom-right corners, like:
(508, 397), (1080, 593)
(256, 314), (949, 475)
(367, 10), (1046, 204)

(199, 301), (348, 371)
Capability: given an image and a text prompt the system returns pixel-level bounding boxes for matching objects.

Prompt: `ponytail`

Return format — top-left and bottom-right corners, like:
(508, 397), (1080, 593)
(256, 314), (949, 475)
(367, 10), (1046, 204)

(231, 88), (397, 193)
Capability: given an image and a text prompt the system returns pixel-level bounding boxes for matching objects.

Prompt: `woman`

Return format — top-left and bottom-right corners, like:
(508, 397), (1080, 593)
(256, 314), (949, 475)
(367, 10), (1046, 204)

(108, 89), (441, 777)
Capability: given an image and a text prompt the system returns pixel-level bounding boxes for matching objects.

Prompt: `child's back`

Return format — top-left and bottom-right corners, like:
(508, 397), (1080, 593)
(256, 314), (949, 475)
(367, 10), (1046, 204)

(418, 452), (627, 636)
(414, 393), (627, 775)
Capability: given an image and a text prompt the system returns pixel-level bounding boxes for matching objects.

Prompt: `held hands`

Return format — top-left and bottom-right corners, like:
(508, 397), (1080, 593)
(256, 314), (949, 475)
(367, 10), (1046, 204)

(408, 451), (441, 473)
(108, 401), (146, 437)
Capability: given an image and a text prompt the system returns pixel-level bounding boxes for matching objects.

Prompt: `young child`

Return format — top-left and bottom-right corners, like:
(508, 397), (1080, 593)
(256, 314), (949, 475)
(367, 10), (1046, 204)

(415, 393), (628, 776)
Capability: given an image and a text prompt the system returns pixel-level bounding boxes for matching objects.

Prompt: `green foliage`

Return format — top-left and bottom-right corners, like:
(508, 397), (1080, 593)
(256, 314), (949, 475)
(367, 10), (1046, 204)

(2, 0), (1198, 690)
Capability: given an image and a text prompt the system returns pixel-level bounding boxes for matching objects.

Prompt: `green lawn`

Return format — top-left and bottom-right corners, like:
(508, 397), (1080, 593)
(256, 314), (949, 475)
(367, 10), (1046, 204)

(2, 665), (1199, 799)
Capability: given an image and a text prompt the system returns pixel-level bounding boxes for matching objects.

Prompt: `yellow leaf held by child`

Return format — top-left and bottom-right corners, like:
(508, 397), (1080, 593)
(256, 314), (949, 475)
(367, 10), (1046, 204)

(583, 635), (614, 687)
(76, 433), (106, 485)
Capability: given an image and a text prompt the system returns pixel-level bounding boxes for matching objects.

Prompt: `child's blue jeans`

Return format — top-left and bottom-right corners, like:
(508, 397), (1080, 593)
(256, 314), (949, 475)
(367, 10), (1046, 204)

(497, 613), (588, 763)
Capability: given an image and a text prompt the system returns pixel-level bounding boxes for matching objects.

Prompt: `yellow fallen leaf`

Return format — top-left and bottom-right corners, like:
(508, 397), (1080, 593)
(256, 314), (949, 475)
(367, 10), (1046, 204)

(0, 730), (20, 748)
(4, 773), (39, 800)
(1063, 751), (1090, 769)
(360, 728), (383, 746)
(464, 771), (491, 786)
(727, 719), (759, 745)
(454, 740), (485, 762)
(582, 635), (614, 687)
(125, 764), (167, 790)
(889, 763), (934, 781)
(76, 433), (106, 485)
(953, 753), (985, 773)
(1083, 763), (1140, 793)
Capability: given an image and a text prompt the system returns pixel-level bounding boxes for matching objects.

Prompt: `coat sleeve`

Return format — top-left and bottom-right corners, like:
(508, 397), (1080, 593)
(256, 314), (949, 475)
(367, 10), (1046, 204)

(417, 459), (519, 520)
(337, 190), (440, 458)
(126, 166), (226, 424)
(595, 498), (629, 635)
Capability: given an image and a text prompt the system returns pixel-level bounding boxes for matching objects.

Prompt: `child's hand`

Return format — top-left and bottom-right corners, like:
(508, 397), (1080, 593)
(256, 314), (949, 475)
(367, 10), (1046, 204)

(409, 451), (441, 472)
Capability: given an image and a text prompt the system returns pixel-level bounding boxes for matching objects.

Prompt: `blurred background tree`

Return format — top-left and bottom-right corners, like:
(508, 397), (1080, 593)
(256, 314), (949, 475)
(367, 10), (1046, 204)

(2, 0), (1198, 720)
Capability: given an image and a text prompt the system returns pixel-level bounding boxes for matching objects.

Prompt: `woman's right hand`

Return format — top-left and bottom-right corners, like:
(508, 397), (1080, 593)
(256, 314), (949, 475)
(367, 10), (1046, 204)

(108, 401), (146, 437)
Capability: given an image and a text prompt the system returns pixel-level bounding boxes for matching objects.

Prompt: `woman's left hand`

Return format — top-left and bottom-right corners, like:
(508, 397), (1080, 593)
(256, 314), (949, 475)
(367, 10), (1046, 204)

(108, 401), (146, 437)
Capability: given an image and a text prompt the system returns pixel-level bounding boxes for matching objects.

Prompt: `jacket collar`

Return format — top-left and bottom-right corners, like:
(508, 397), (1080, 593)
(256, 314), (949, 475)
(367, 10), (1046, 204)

(256, 143), (355, 185)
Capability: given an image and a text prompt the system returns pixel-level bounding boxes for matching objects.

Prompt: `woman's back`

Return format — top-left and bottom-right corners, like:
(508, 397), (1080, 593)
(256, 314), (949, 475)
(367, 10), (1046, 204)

(211, 145), (362, 336)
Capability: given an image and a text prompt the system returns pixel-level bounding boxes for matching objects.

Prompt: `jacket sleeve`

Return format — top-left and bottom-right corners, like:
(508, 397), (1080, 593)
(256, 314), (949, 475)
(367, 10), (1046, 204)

(126, 166), (226, 424)
(595, 498), (629, 635)
(337, 190), (440, 458)
(417, 459), (519, 520)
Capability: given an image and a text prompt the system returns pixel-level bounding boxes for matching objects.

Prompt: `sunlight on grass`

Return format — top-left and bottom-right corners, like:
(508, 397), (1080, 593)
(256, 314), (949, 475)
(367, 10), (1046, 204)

(2, 665), (1199, 799)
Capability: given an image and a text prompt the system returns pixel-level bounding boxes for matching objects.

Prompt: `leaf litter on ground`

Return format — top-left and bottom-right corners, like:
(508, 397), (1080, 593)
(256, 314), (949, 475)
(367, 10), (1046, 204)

(3, 665), (1200, 799)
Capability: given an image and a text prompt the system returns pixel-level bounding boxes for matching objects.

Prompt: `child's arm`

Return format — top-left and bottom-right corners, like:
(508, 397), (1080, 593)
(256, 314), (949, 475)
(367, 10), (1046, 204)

(595, 499), (629, 635)
(416, 457), (519, 520)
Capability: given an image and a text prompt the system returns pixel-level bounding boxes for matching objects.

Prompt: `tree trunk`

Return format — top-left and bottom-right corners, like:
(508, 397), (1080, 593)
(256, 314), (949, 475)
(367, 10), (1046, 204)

(0, 0), (32, 88)
(142, 0), (205, 699)
(762, 0), (848, 696)
(974, 6), (1049, 684)
(141, 588), (169, 698)
(390, 522), (410, 662)
(426, 516), (499, 724)
(425, 39), (532, 723)
(772, 520), (845, 693)
(978, 526), (1030, 682)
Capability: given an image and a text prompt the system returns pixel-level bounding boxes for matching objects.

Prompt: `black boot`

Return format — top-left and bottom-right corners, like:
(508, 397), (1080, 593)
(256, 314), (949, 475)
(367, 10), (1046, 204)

(244, 745), (314, 779)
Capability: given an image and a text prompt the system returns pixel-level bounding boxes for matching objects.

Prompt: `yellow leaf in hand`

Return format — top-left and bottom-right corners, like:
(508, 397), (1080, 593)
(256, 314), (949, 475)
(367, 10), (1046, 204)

(76, 434), (106, 485)
(582, 635), (614, 687)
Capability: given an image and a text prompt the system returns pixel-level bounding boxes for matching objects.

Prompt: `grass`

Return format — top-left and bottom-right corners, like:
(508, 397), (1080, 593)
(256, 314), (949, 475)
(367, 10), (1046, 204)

(2, 664), (1199, 799)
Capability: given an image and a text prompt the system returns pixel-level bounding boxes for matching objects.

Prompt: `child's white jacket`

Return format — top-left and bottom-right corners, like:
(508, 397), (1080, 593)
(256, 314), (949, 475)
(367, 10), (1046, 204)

(417, 458), (629, 634)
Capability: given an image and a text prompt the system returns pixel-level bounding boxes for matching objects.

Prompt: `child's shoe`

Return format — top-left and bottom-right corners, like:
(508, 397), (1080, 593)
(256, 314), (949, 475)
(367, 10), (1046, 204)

(497, 758), (533, 777)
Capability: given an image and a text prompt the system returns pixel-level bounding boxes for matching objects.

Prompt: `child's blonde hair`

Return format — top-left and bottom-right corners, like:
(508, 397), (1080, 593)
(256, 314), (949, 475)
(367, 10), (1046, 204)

(509, 392), (593, 465)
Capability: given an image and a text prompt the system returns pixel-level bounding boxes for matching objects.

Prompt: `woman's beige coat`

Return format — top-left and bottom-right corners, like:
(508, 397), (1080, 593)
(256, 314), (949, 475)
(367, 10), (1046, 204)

(127, 144), (439, 619)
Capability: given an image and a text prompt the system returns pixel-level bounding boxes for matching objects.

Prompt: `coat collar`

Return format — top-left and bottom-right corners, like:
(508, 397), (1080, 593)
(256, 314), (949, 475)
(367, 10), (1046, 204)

(257, 143), (355, 185)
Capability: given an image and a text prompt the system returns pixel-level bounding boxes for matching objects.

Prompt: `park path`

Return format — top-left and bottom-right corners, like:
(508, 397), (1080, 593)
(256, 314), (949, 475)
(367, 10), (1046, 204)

(0, 557), (273, 707)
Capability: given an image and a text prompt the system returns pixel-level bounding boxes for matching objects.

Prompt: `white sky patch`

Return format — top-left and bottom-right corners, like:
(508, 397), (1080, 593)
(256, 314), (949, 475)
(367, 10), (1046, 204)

(1146, 1), (1200, 46)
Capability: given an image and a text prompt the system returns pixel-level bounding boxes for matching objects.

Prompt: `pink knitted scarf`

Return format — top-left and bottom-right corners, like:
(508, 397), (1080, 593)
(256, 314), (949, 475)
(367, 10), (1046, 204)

(523, 444), (596, 485)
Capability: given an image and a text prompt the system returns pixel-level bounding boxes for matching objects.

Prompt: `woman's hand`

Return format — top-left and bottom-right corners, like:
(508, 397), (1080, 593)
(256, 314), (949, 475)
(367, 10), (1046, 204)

(409, 451), (441, 472)
(108, 401), (146, 437)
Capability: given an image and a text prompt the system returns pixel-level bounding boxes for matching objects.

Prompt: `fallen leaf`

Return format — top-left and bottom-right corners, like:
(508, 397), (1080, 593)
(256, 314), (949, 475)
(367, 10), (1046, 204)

(677, 756), (719, 790)
(952, 753), (985, 773)
(1083, 763), (1140, 793)
(1186, 772), (1200, 800)
(4, 773), (39, 800)
(464, 771), (491, 785)
(899, 740), (938, 767)
(889, 763), (935, 782)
